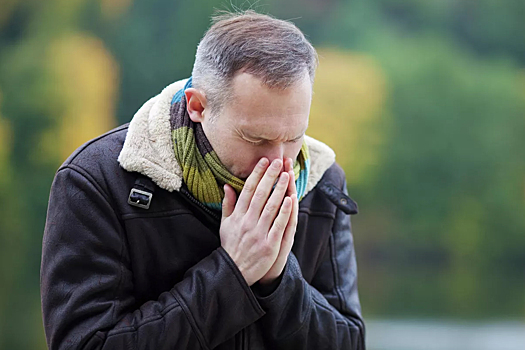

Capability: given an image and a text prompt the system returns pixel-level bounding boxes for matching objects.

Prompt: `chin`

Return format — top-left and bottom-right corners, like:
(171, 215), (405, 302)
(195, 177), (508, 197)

(234, 171), (250, 181)
(225, 161), (257, 181)
(225, 165), (249, 180)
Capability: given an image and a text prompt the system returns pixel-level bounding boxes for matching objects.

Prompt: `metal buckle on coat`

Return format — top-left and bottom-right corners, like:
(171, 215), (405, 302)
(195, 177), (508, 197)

(128, 188), (153, 209)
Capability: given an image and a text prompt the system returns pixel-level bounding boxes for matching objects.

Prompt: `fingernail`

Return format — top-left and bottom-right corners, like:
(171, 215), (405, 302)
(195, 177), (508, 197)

(272, 159), (282, 169)
(279, 173), (288, 183)
(258, 158), (269, 167)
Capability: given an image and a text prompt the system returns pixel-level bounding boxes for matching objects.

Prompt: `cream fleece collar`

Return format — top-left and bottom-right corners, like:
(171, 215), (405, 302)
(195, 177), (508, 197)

(118, 79), (336, 196)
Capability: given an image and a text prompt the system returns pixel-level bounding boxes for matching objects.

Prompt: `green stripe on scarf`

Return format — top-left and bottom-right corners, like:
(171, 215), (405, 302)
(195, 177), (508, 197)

(170, 77), (310, 210)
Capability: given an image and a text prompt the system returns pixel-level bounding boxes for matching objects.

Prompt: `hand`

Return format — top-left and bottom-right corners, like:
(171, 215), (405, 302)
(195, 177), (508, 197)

(221, 158), (293, 286)
(259, 158), (298, 285)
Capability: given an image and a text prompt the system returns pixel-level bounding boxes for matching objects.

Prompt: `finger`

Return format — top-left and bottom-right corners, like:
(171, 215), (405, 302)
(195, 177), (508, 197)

(286, 168), (296, 196)
(283, 158), (296, 196)
(258, 172), (289, 229)
(221, 184), (237, 221)
(284, 157), (293, 173)
(284, 158), (293, 193)
(267, 196), (292, 242)
(283, 158), (289, 173)
(235, 157), (269, 214)
(282, 193), (298, 249)
(272, 194), (299, 269)
(247, 158), (283, 218)
(286, 158), (297, 197)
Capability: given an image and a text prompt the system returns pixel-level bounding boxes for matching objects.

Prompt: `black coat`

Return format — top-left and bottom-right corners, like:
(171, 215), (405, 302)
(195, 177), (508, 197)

(41, 124), (365, 350)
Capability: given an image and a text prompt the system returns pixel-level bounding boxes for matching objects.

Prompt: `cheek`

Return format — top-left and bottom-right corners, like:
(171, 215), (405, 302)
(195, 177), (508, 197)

(238, 150), (265, 177)
(222, 142), (263, 179)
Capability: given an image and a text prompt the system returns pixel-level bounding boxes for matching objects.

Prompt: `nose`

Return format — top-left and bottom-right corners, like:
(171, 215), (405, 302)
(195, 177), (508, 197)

(264, 144), (284, 167)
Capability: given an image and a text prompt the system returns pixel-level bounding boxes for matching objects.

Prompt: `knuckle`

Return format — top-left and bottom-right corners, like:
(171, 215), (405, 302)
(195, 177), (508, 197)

(253, 190), (266, 201)
(268, 168), (280, 178)
(281, 204), (291, 215)
(283, 235), (294, 246)
(243, 233), (258, 246)
(274, 220), (285, 232)
(240, 220), (252, 232)
(274, 184), (286, 194)
(243, 183), (256, 194)
(264, 202), (278, 215)
(250, 165), (264, 177)
(261, 243), (274, 256)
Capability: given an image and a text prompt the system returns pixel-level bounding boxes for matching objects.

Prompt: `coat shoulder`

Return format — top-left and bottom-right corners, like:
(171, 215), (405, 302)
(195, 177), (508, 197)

(55, 124), (137, 213)
(59, 124), (129, 174)
(319, 162), (347, 189)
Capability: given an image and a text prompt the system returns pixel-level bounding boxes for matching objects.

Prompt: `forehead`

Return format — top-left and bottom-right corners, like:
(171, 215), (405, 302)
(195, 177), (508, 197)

(222, 72), (311, 136)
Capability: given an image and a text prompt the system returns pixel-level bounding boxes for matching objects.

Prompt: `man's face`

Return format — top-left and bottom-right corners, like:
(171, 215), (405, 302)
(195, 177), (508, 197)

(201, 72), (312, 179)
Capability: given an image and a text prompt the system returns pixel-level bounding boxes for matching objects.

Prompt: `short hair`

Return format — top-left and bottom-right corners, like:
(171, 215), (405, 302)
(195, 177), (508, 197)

(191, 10), (318, 116)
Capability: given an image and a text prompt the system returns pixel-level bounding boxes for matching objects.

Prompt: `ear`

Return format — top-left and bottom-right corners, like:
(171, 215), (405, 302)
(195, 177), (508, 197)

(184, 88), (207, 123)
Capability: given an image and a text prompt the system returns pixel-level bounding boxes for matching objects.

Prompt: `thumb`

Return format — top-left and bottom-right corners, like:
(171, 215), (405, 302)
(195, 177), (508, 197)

(222, 184), (236, 221)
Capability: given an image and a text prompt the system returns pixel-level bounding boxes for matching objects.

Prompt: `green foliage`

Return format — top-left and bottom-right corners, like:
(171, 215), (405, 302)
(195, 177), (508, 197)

(320, 4), (525, 318)
(364, 34), (525, 318)
(93, 0), (226, 124)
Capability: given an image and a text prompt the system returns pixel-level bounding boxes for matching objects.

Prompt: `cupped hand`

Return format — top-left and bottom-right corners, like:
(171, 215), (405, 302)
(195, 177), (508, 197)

(258, 157), (298, 285)
(220, 158), (294, 286)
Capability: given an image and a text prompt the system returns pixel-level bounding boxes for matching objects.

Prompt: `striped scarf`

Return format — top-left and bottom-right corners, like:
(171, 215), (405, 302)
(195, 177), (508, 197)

(170, 77), (310, 210)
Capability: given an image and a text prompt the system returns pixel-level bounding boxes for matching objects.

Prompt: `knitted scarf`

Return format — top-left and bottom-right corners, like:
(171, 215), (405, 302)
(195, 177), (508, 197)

(170, 78), (310, 210)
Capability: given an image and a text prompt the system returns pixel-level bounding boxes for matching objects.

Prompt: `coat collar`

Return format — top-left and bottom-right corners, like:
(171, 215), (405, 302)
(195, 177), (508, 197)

(118, 79), (336, 196)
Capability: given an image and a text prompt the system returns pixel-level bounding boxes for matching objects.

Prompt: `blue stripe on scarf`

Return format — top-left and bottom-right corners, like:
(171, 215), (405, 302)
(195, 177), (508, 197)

(171, 77), (193, 105)
(296, 158), (310, 200)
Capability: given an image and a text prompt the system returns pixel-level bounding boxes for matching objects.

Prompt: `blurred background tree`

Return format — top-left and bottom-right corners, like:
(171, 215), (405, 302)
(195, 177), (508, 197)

(0, 0), (524, 348)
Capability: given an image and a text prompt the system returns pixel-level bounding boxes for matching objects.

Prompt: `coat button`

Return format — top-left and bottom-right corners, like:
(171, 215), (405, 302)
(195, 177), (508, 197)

(340, 198), (348, 205)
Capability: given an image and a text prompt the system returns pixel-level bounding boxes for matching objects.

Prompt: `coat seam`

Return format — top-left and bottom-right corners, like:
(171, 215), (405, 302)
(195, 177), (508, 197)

(169, 289), (210, 350)
(63, 164), (123, 217)
(312, 294), (336, 313)
(298, 209), (336, 219)
(122, 209), (195, 220)
(273, 280), (313, 341)
(105, 303), (182, 337)
(332, 179), (352, 315)
(329, 227), (346, 312)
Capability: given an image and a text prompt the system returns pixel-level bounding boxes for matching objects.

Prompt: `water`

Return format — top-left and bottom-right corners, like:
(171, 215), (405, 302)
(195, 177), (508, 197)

(366, 319), (525, 350)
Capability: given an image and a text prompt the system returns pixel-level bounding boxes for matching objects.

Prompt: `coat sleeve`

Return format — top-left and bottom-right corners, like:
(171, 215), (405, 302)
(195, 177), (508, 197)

(40, 166), (265, 350)
(252, 182), (366, 350)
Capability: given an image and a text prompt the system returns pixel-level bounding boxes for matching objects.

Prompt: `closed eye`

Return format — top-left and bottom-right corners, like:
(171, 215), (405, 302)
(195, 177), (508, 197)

(245, 139), (263, 145)
(243, 135), (303, 145)
(286, 137), (302, 144)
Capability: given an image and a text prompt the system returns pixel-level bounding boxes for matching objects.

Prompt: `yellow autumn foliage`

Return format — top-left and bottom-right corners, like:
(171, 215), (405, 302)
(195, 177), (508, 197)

(41, 33), (118, 162)
(309, 49), (387, 186)
(0, 89), (13, 185)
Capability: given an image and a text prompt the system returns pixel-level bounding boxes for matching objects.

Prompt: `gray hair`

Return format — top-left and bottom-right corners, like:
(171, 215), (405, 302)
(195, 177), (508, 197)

(191, 10), (318, 116)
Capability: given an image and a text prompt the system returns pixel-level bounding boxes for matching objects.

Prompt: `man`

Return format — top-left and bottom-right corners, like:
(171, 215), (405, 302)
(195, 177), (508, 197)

(41, 10), (365, 350)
